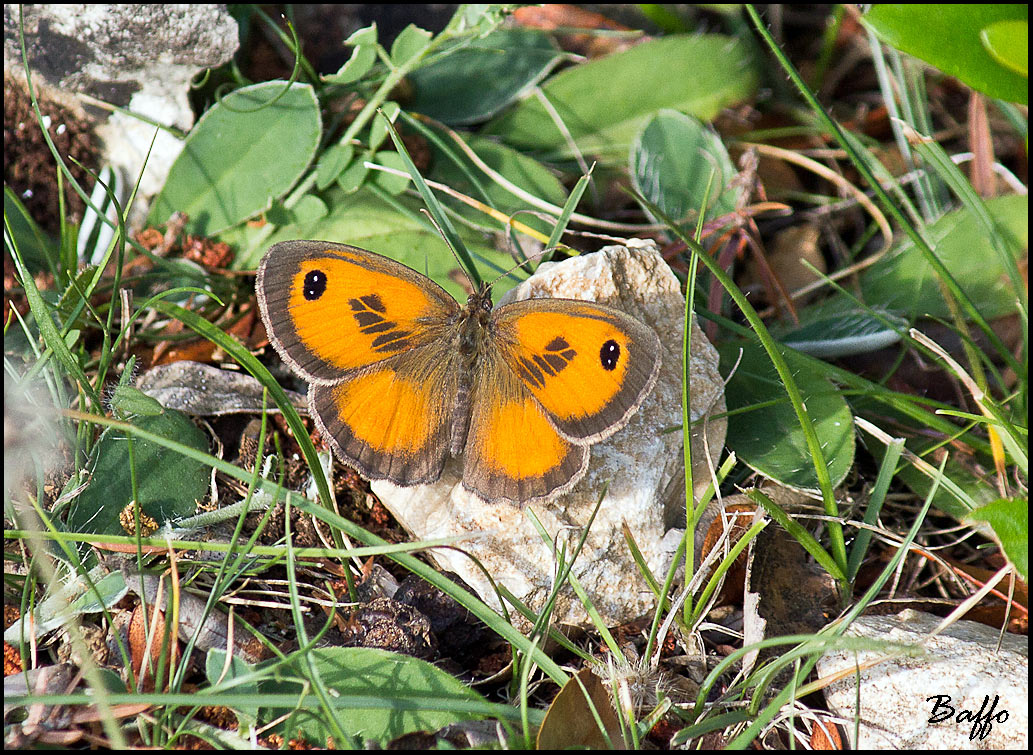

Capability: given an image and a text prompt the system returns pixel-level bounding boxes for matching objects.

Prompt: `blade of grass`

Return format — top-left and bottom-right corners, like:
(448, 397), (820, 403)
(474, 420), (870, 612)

(846, 437), (905, 582)
(379, 111), (481, 287)
(639, 196), (849, 589)
(6, 224), (100, 407)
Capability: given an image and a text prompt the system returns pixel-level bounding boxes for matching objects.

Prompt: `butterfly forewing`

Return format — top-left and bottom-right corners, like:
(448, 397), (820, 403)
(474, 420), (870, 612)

(490, 299), (662, 443)
(257, 241), (460, 383)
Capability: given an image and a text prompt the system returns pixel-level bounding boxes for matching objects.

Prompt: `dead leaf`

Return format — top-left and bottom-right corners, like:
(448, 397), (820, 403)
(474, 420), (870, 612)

(537, 667), (627, 750)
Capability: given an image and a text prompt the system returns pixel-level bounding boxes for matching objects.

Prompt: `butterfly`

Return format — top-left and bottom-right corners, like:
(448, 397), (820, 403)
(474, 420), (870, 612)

(257, 240), (662, 504)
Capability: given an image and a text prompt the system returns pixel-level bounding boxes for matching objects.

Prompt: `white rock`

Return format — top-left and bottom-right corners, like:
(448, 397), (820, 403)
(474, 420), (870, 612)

(817, 609), (1028, 749)
(373, 241), (727, 627)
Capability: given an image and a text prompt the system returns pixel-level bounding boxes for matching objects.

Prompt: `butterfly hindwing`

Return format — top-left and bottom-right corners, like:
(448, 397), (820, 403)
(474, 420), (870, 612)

(462, 347), (589, 503)
(311, 342), (463, 486)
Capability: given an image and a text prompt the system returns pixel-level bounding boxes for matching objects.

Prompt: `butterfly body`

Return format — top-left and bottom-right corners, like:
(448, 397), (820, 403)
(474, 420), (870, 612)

(257, 241), (662, 504)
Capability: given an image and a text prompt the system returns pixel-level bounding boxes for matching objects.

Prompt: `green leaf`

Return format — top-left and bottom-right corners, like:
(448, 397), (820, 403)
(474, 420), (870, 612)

(345, 23), (377, 47)
(149, 81), (321, 235)
(67, 406), (211, 535)
(981, 20), (1028, 78)
(369, 150), (410, 195)
(110, 385), (166, 417)
(776, 310), (907, 359)
(484, 34), (758, 160)
(325, 44), (376, 85)
(336, 156), (370, 194)
(291, 194), (329, 224)
(391, 23), (432, 66)
(966, 497), (1028, 581)
(260, 647), (486, 744)
(863, 5), (1028, 104)
(265, 201), (292, 227)
(316, 143), (355, 190)
(630, 109), (739, 225)
(4, 568), (128, 642)
(858, 195), (1028, 321)
(720, 339), (855, 492)
(408, 29), (563, 125)
(368, 101), (400, 152)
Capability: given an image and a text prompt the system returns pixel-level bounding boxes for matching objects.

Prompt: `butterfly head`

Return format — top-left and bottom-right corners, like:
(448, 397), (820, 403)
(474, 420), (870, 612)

(465, 283), (494, 317)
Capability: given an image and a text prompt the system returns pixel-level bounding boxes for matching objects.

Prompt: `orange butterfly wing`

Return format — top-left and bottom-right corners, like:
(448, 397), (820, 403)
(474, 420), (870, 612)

(257, 241), (459, 382)
(491, 299), (662, 441)
(460, 298), (661, 503)
(257, 241), (462, 485)
(462, 349), (589, 503)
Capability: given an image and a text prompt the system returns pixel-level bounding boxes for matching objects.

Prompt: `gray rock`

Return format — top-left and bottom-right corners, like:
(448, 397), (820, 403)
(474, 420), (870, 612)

(137, 360), (308, 416)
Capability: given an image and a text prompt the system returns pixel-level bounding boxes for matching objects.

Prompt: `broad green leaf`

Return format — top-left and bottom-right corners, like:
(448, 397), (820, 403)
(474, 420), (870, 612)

(316, 143), (355, 190)
(966, 497), (1028, 581)
(408, 29), (563, 125)
(981, 20), (1028, 78)
(390, 23), (432, 66)
(336, 156), (370, 194)
(863, 5), (1028, 104)
(291, 193), (329, 224)
(259, 190), (519, 300)
(67, 571), (130, 615)
(484, 34), (758, 160)
(149, 81), (321, 235)
(4, 568), (128, 643)
(720, 339), (855, 492)
(858, 195), (1027, 321)
(631, 109), (739, 226)
(260, 647), (486, 745)
(325, 43), (376, 85)
(345, 23), (377, 47)
(67, 405), (211, 535)
(110, 385), (165, 417)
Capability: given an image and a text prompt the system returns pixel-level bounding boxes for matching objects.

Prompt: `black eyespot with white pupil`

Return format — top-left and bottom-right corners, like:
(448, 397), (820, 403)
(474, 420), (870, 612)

(600, 339), (621, 371)
(303, 270), (327, 300)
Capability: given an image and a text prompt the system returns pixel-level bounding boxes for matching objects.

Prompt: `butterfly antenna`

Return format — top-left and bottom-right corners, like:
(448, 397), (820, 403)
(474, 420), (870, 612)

(487, 245), (557, 289)
(421, 209), (569, 291)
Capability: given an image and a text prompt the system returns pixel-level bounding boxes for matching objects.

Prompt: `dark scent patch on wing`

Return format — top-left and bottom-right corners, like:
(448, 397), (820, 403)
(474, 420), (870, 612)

(349, 294), (412, 353)
(516, 336), (578, 389)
